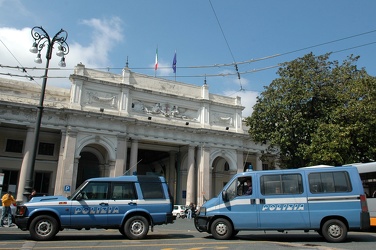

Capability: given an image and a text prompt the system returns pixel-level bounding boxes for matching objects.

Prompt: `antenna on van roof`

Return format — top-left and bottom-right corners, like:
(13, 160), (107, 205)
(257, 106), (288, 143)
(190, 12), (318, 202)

(123, 159), (143, 175)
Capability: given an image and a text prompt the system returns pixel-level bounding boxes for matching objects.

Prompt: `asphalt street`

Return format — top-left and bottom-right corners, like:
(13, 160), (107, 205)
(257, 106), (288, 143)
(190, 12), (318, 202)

(1, 218), (376, 250)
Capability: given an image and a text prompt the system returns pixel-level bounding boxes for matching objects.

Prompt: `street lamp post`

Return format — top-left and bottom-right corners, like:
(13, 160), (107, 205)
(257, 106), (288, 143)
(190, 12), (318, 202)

(23, 26), (69, 199)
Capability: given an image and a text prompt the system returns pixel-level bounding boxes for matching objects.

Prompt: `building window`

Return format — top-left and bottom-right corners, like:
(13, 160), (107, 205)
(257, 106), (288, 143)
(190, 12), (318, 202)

(38, 142), (55, 156)
(34, 172), (51, 195)
(5, 139), (23, 153)
(1, 170), (19, 193)
(262, 163), (269, 170)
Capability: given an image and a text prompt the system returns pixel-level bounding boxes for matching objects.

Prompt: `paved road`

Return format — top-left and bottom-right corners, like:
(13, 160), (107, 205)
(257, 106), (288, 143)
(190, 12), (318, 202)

(1, 218), (376, 250)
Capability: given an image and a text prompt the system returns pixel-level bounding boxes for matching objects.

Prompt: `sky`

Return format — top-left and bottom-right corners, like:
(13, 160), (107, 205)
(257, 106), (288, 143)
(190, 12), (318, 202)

(0, 0), (375, 117)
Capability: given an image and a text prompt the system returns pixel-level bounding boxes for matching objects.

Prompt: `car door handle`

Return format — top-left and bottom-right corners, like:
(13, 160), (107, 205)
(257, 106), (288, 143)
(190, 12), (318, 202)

(99, 202), (109, 206)
(128, 202), (137, 205)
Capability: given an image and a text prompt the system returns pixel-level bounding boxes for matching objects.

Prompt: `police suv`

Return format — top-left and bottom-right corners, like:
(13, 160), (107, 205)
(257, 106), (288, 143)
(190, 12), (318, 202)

(15, 175), (175, 241)
(194, 166), (370, 243)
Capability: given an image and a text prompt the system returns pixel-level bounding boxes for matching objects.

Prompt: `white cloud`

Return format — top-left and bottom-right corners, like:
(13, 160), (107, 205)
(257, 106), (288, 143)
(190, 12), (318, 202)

(223, 89), (259, 118)
(0, 17), (124, 89)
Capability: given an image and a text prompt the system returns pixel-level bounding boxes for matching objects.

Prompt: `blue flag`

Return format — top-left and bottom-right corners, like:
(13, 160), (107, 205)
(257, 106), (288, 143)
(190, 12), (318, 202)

(172, 51), (177, 73)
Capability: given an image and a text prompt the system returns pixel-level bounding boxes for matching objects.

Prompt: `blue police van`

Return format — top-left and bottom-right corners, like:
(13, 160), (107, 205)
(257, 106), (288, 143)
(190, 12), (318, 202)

(15, 175), (175, 241)
(194, 166), (370, 242)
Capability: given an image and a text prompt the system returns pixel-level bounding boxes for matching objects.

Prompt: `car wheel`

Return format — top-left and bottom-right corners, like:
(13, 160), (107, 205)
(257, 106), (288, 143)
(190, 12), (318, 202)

(321, 219), (347, 243)
(210, 218), (233, 240)
(29, 215), (59, 241)
(124, 216), (149, 240)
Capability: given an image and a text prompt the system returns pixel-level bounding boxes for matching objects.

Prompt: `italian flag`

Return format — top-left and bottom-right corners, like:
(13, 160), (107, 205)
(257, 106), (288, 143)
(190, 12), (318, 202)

(155, 48), (158, 70)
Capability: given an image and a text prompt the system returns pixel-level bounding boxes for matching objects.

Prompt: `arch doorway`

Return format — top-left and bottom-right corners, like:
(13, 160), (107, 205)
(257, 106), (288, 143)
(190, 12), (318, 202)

(211, 157), (233, 198)
(76, 151), (100, 188)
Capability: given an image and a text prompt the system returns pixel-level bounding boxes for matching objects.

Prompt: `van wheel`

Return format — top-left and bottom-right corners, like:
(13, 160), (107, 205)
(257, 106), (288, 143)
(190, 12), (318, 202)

(29, 215), (59, 241)
(124, 216), (149, 240)
(211, 218), (233, 240)
(321, 219), (347, 243)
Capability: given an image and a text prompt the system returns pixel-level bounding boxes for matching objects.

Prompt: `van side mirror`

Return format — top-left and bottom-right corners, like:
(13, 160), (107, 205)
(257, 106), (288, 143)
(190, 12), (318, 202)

(222, 190), (228, 202)
(76, 193), (83, 201)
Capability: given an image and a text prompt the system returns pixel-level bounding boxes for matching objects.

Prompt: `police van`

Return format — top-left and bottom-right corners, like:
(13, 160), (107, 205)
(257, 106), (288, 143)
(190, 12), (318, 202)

(15, 175), (175, 241)
(194, 166), (370, 242)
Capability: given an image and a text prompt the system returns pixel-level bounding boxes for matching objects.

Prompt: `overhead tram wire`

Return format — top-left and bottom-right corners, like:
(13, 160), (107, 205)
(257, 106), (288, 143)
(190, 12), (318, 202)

(209, 0), (244, 91)
(0, 38), (36, 81)
(1, 38), (375, 81)
(1, 29), (375, 73)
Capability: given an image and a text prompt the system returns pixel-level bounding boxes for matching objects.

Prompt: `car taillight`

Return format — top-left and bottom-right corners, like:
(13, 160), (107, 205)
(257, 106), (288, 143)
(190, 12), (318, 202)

(16, 206), (27, 216)
(360, 194), (368, 212)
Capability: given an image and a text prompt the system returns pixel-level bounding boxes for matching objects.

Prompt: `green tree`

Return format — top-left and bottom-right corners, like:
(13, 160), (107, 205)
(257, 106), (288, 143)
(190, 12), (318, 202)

(246, 52), (376, 168)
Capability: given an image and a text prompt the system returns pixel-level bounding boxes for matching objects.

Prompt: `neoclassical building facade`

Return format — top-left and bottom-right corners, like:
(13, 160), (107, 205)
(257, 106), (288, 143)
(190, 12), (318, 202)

(0, 64), (277, 205)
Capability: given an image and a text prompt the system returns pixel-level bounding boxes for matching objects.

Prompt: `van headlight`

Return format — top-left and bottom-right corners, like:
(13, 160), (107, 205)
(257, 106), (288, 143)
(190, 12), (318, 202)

(199, 206), (206, 216)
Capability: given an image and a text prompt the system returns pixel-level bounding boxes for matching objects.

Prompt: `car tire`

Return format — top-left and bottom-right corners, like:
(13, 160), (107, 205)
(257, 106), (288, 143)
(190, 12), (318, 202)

(210, 218), (233, 240)
(124, 216), (149, 240)
(321, 219), (347, 243)
(29, 215), (59, 241)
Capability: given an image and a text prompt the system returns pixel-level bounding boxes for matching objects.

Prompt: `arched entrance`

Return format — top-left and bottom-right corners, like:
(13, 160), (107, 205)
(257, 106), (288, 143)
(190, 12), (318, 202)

(211, 157), (233, 197)
(76, 152), (100, 187)
(76, 144), (108, 188)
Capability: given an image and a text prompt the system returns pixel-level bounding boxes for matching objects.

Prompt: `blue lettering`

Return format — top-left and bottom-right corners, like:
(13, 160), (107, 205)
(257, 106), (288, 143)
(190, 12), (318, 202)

(262, 204), (305, 211)
(74, 206), (120, 214)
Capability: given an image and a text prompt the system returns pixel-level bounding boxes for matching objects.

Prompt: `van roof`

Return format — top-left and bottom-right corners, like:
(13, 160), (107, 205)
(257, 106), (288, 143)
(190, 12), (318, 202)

(236, 165), (357, 177)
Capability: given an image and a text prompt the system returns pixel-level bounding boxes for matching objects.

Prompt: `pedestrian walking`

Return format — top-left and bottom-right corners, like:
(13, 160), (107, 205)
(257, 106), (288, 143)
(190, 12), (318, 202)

(0, 191), (16, 227)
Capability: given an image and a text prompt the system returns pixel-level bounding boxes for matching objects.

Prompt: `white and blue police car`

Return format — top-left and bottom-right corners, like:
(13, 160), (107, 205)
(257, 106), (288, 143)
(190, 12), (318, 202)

(15, 175), (175, 241)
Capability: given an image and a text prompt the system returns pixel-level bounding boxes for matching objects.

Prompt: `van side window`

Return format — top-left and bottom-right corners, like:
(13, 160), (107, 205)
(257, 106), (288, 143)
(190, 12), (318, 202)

(309, 171), (352, 193)
(139, 182), (165, 199)
(111, 182), (137, 200)
(261, 174), (303, 195)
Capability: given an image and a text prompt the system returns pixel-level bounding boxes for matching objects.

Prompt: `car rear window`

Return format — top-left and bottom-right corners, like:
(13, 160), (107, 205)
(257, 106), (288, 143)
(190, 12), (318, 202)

(139, 182), (165, 199)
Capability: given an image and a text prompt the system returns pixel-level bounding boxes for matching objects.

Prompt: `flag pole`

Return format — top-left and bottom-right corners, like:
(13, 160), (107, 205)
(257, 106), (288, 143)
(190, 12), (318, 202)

(172, 50), (177, 81)
(154, 46), (158, 77)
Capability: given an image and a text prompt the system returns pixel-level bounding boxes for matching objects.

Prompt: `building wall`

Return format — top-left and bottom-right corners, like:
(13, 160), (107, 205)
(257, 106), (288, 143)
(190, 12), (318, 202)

(0, 64), (277, 205)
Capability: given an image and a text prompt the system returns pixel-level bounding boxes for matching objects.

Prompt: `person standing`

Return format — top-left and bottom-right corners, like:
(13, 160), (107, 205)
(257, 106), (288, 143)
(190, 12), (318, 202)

(187, 203), (193, 219)
(28, 189), (37, 201)
(0, 191), (17, 227)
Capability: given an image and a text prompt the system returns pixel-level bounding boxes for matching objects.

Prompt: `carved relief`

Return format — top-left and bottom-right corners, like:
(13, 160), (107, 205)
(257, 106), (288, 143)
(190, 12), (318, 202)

(131, 100), (198, 121)
(83, 90), (118, 109)
(211, 112), (234, 126)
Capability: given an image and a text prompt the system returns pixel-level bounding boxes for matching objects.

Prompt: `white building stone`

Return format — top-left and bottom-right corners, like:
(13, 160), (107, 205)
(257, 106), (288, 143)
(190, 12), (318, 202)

(0, 64), (277, 205)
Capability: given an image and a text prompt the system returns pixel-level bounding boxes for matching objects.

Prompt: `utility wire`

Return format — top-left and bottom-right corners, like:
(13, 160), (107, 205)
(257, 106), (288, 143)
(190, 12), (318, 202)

(209, 0), (244, 91)
(0, 38), (36, 81)
(1, 40), (375, 81)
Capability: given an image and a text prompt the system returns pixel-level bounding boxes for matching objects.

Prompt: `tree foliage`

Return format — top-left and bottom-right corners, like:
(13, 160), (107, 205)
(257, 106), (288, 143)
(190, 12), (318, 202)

(246, 52), (376, 168)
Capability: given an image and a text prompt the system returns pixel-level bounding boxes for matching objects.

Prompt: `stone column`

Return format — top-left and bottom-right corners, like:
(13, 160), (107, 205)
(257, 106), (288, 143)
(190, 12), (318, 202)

(113, 135), (127, 176)
(54, 130), (67, 195)
(255, 152), (263, 171)
(71, 156), (80, 190)
(54, 128), (78, 196)
(198, 144), (210, 206)
(237, 149), (244, 173)
(185, 145), (195, 205)
(16, 127), (35, 202)
(129, 138), (138, 175)
(168, 151), (177, 197)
